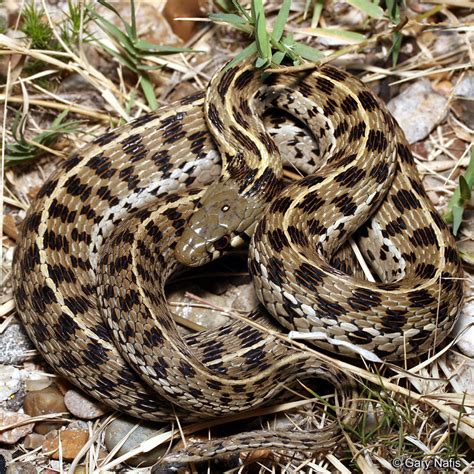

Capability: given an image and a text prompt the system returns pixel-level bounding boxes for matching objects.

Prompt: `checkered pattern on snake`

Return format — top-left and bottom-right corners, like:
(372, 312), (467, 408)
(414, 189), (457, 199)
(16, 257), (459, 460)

(12, 61), (463, 459)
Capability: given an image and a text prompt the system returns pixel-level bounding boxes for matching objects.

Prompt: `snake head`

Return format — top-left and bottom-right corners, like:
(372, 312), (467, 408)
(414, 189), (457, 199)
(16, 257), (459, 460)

(175, 181), (261, 267)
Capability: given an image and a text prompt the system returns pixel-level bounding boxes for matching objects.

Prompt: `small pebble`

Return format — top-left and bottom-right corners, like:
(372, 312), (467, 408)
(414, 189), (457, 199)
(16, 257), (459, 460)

(6, 462), (37, 474)
(104, 417), (166, 467)
(0, 323), (35, 365)
(23, 385), (68, 416)
(42, 429), (89, 460)
(23, 385), (68, 434)
(387, 79), (448, 143)
(163, 0), (202, 42)
(0, 410), (35, 444)
(0, 366), (22, 403)
(68, 420), (89, 430)
(24, 432), (45, 450)
(454, 73), (474, 99)
(33, 422), (64, 436)
(64, 389), (109, 419)
(454, 300), (474, 357)
(452, 98), (474, 129)
(231, 282), (259, 312)
(24, 375), (53, 392)
(168, 285), (231, 329)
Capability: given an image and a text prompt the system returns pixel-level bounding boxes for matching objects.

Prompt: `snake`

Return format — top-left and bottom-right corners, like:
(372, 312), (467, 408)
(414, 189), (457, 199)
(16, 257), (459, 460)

(12, 59), (464, 462)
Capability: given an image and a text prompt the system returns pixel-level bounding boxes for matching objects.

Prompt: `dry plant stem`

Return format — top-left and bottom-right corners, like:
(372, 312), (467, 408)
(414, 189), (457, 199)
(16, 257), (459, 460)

(0, 95), (118, 123)
(0, 314), (14, 332)
(98, 397), (344, 471)
(0, 413), (70, 432)
(0, 35), (147, 116)
(0, 44), (12, 286)
(389, 62), (472, 86)
(23, 138), (66, 158)
(361, 44), (471, 84)
(184, 294), (474, 436)
(172, 313), (206, 332)
(3, 193), (29, 211)
(348, 239), (375, 282)
(424, 0), (474, 7)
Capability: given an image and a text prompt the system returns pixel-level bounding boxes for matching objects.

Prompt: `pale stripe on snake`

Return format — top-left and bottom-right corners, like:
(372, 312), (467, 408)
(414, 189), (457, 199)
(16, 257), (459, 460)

(12, 59), (463, 461)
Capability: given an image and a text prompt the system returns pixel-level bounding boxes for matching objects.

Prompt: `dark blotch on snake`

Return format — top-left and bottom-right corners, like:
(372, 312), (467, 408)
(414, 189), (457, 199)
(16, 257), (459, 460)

(294, 262), (325, 291)
(347, 288), (382, 312)
(357, 90), (378, 112)
(268, 228), (289, 253)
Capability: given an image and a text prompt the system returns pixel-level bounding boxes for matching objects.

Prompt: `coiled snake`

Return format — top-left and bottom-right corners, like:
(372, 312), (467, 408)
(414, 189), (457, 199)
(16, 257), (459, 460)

(12, 59), (464, 461)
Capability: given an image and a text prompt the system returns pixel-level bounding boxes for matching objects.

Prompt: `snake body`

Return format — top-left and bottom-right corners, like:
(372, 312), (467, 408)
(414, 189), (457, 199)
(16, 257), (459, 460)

(13, 61), (464, 459)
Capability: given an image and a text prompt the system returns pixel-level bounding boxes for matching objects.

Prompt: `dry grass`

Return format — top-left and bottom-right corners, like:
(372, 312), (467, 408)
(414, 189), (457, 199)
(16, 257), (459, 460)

(1, 0), (473, 472)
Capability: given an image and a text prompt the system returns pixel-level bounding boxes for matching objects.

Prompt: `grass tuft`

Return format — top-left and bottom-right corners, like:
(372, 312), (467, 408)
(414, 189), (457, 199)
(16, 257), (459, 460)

(89, 0), (195, 109)
(20, 1), (58, 51)
(59, 0), (94, 46)
(444, 146), (474, 235)
(211, 0), (324, 71)
(4, 110), (83, 165)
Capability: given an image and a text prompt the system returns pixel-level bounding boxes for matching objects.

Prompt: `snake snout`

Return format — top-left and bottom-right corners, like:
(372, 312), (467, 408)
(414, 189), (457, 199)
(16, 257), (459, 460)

(175, 228), (211, 267)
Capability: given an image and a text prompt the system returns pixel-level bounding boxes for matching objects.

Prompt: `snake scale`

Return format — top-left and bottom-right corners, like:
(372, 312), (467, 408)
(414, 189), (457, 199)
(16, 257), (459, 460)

(12, 59), (464, 461)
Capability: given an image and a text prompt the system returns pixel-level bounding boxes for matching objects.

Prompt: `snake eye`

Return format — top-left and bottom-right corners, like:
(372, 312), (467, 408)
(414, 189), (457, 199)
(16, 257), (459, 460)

(214, 235), (230, 251)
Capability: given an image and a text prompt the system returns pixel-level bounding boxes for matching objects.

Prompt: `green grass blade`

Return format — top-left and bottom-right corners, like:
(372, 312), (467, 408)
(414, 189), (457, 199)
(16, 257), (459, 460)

(139, 75), (158, 109)
(93, 15), (138, 58)
(50, 109), (69, 127)
(463, 147), (474, 184)
(390, 31), (402, 66)
(271, 50), (286, 65)
(223, 41), (258, 71)
(292, 41), (324, 61)
(272, 0), (291, 42)
(347, 0), (384, 19)
(255, 12), (271, 64)
(255, 56), (269, 68)
(459, 175), (472, 201)
(303, 0), (313, 18)
(134, 39), (194, 53)
(97, 0), (135, 40)
(444, 147), (474, 233)
(208, 13), (252, 33)
(452, 205), (464, 236)
(311, 0), (324, 27)
(236, 0), (252, 21)
(130, 0), (137, 40)
(281, 31), (295, 47)
(6, 110), (83, 164)
(385, 0), (401, 22)
(98, 42), (139, 72)
(300, 27), (365, 43)
(251, 0), (264, 25)
(251, 0), (271, 65)
(215, 0), (234, 12)
(136, 64), (163, 71)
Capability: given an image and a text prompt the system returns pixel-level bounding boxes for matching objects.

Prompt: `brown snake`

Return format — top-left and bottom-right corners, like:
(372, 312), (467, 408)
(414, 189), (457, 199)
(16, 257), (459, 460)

(12, 60), (464, 461)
